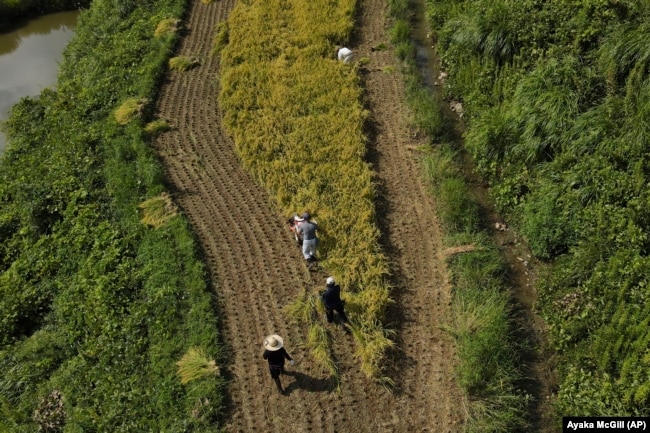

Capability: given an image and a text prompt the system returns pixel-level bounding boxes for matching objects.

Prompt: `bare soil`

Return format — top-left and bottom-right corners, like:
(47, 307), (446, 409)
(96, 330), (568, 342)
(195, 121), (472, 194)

(152, 0), (463, 431)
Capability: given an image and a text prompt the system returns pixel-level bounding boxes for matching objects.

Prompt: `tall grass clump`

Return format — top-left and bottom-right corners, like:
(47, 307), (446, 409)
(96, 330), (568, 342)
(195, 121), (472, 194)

(385, 0), (529, 427)
(431, 0), (650, 422)
(218, 0), (393, 378)
(0, 0), (226, 430)
(424, 146), (528, 431)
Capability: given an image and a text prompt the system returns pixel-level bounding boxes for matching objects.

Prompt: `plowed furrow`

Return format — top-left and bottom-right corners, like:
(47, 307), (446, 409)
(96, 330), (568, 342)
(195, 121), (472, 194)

(354, 0), (463, 431)
(151, 0), (462, 432)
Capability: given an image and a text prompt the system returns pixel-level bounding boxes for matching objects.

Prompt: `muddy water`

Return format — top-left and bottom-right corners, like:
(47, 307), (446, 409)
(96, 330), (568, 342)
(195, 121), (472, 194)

(0, 11), (79, 151)
(411, 0), (437, 89)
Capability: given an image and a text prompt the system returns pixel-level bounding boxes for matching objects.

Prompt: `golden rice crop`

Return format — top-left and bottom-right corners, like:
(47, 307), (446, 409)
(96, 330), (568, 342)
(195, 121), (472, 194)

(219, 0), (392, 378)
(308, 323), (338, 379)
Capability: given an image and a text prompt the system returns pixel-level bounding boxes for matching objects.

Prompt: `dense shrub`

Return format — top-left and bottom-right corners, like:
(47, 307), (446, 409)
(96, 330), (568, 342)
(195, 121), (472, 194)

(429, 0), (650, 419)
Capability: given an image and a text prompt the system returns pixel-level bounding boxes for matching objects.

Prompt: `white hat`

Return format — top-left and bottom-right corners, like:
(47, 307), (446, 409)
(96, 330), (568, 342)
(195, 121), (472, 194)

(326, 277), (335, 285)
(294, 215), (304, 222)
(263, 334), (284, 351)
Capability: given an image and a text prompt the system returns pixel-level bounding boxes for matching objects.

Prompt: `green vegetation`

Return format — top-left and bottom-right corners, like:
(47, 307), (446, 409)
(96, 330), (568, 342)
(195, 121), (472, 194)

(430, 0), (650, 421)
(0, 0), (225, 431)
(217, 0), (394, 379)
(388, 0), (529, 430)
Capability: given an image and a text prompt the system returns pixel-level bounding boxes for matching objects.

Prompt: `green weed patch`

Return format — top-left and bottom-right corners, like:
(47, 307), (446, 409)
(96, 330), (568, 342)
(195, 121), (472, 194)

(430, 0), (650, 421)
(0, 0), (225, 430)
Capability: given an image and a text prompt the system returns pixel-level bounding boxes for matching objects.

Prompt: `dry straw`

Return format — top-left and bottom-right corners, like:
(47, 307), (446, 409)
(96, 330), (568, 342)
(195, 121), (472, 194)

(169, 56), (200, 71)
(138, 192), (178, 228)
(176, 347), (220, 384)
(154, 18), (181, 38)
(144, 119), (173, 135)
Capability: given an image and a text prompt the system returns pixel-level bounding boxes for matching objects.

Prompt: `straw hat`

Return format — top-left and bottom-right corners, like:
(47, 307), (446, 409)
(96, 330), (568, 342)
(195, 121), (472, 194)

(263, 334), (284, 351)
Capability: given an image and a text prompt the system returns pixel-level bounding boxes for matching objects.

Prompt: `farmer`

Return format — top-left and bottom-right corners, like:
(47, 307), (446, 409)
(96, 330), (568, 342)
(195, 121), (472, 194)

(321, 276), (348, 327)
(296, 212), (318, 265)
(287, 214), (304, 246)
(337, 47), (353, 63)
(262, 334), (294, 395)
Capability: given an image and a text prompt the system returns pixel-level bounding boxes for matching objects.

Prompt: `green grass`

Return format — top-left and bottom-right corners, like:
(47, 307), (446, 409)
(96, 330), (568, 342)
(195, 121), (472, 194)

(387, 1), (529, 430)
(0, 0), (226, 430)
(431, 0), (650, 418)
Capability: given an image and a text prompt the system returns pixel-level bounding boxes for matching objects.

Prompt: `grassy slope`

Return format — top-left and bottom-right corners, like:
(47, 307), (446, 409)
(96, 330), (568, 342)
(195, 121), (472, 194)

(0, 0), (225, 431)
(429, 0), (650, 419)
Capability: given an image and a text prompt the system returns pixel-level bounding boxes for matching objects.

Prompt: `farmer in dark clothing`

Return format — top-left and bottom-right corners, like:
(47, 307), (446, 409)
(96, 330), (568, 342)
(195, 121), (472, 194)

(262, 334), (294, 395)
(322, 277), (348, 326)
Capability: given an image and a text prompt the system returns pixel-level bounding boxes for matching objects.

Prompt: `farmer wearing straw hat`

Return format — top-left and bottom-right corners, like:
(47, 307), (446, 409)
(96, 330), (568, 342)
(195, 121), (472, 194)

(262, 334), (294, 395)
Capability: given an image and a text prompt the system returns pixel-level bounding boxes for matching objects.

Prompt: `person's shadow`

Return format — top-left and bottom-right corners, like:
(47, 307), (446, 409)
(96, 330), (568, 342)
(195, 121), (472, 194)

(282, 370), (336, 395)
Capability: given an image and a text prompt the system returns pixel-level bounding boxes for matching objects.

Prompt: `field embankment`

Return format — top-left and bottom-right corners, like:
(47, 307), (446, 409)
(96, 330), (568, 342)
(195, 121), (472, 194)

(430, 0), (650, 422)
(0, 0), (225, 431)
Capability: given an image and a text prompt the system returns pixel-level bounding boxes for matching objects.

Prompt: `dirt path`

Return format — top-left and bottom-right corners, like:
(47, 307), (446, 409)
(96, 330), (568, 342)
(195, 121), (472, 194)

(152, 0), (463, 431)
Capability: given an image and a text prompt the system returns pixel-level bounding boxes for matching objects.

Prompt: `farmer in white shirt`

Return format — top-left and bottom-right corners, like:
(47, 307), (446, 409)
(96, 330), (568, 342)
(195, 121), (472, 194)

(337, 47), (353, 63)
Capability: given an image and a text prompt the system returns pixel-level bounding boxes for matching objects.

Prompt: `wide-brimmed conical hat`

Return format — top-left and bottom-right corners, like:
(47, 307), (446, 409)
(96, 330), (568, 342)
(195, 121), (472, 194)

(263, 334), (284, 351)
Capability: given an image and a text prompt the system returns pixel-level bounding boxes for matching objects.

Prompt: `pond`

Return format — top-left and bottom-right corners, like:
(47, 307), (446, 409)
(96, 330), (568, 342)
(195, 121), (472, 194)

(0, 11), (79, 151)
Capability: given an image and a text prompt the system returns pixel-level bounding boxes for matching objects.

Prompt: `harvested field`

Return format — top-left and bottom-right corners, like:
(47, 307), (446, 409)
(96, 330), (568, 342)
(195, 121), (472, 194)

(152, 0), (463, 431)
